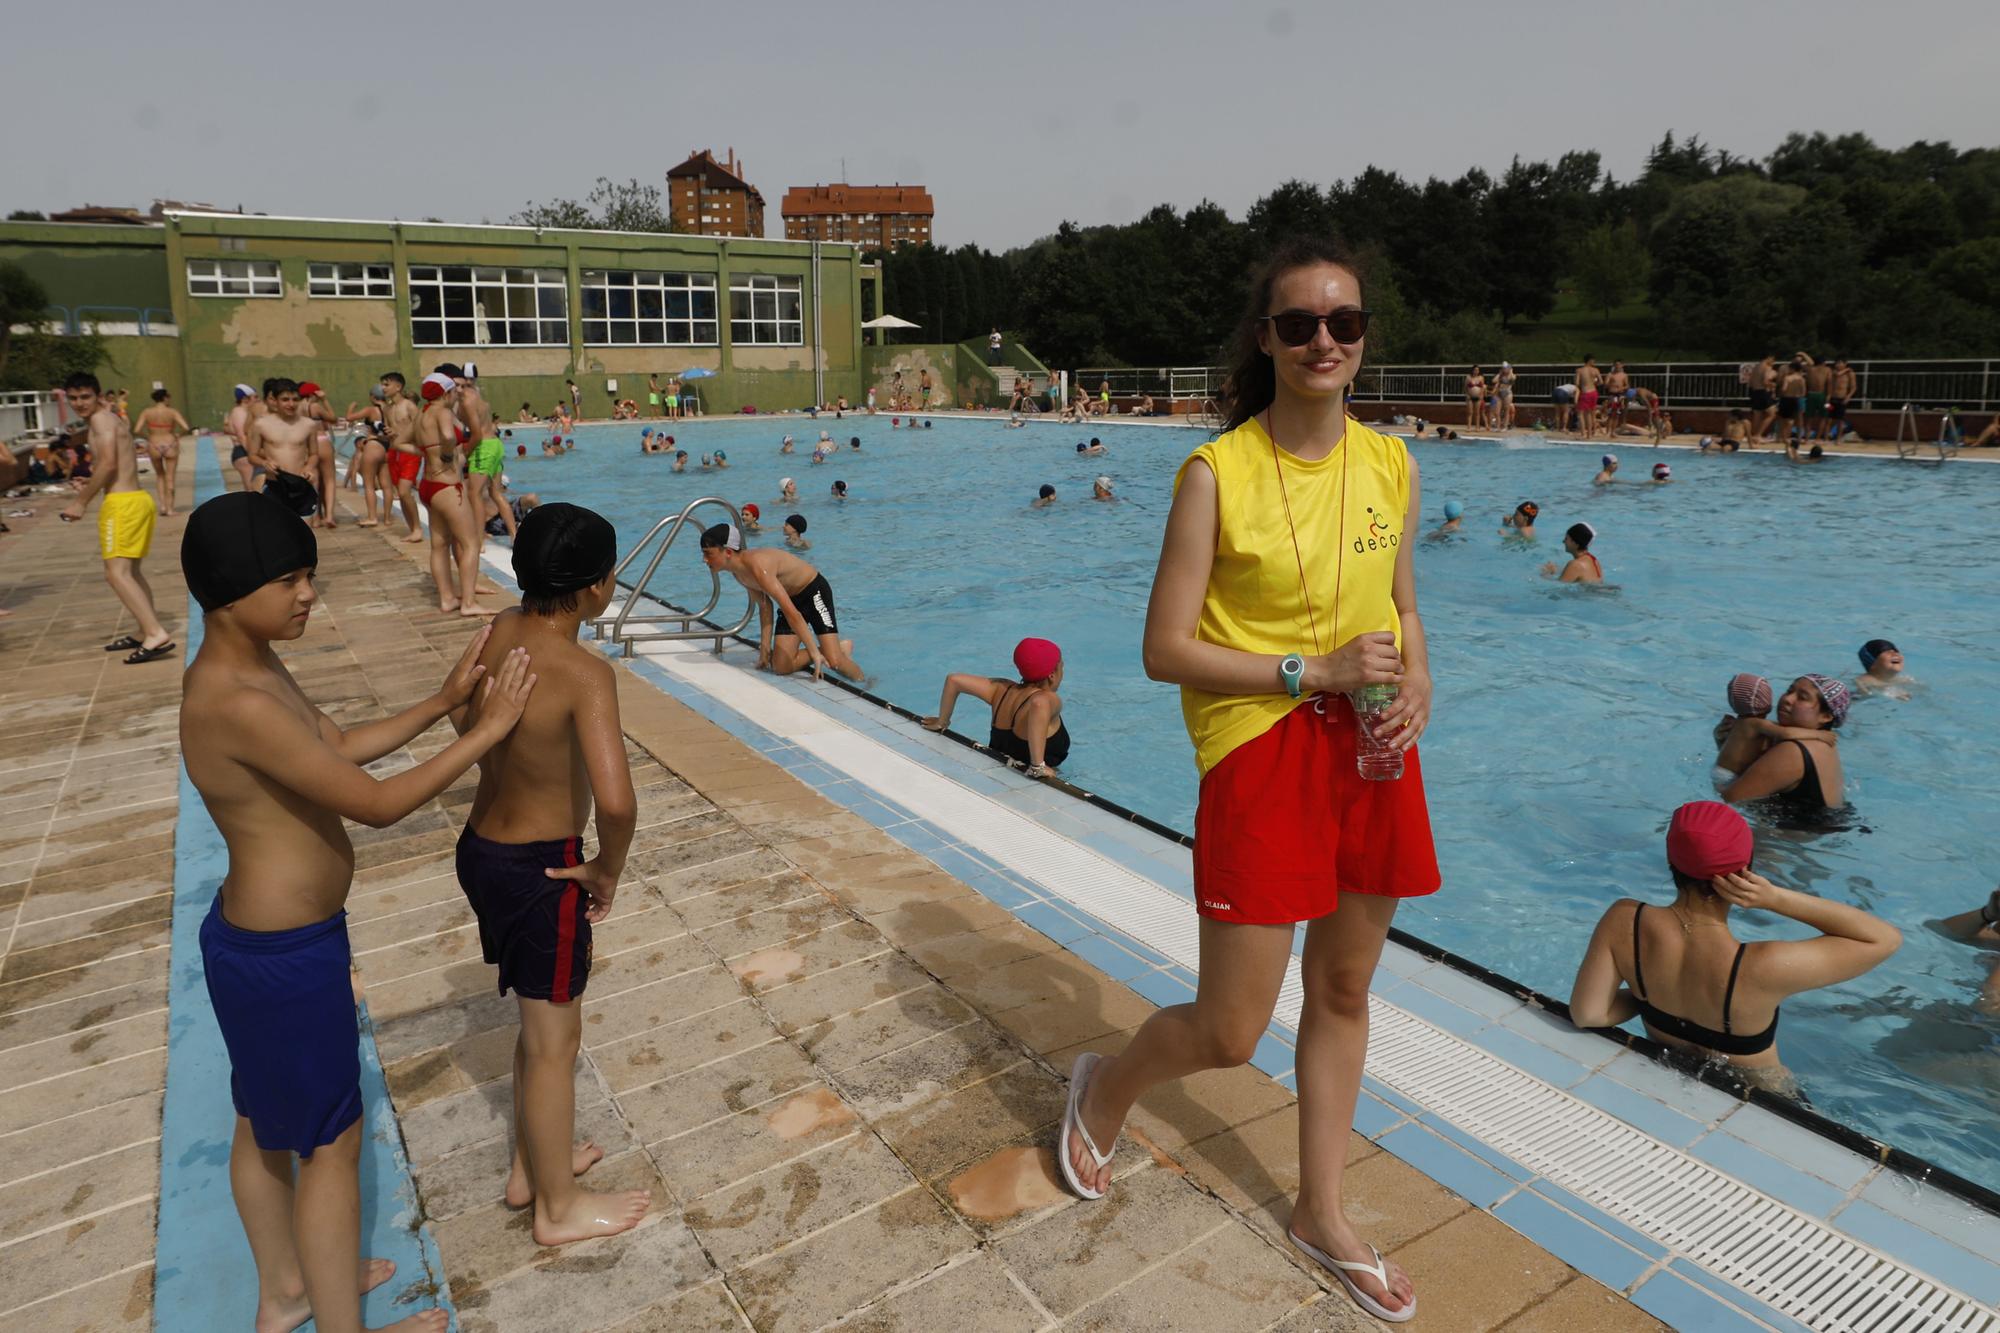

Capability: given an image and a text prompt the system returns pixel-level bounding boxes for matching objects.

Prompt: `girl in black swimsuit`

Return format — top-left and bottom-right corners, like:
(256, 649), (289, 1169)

(1570, 801), (1901, 1097)
(920, 637), (1071, 777)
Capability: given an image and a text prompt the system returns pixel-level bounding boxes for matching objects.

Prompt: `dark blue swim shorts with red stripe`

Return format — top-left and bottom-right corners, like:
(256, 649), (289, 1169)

(455, 827), (592, 1003)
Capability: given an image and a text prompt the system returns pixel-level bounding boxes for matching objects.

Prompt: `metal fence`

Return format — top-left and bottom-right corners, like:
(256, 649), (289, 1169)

(1076, 360), (2000, 413)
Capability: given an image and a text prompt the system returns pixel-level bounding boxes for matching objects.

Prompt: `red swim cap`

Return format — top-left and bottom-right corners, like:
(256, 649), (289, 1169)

(297, 381), (322, 397)
(742, 503), (760, 520)
(1013, 637), (1062, 682)
(1666, 801), (1753, 880)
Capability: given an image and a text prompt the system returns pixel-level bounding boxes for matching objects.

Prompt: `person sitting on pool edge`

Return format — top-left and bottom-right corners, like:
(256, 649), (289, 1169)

(921, 636), (1072, 779)
(782, 513), (809, 550)
(1718, 675), (1847, 816)
(698, 522), (864, 682)
(1570, 801), (1900, 1097)
(1541, 523), (1603, 583)
(1928, 888), (2000, 1014)
(1593, 454), (1619, 485)
(1032, 483), (1057, 508)
(1854, 638), (1909, 698)
(1500, 500), (1537, 538)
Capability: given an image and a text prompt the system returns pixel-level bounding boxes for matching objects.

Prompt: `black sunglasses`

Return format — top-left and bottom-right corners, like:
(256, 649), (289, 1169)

(1264, 308), (1372, 346)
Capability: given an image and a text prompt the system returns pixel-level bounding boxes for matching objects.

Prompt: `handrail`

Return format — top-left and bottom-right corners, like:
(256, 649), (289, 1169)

(592, 496), (754, 657)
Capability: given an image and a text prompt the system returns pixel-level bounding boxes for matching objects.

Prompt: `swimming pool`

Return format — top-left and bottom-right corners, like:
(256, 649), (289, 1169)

(481, 414), (2000, 1191)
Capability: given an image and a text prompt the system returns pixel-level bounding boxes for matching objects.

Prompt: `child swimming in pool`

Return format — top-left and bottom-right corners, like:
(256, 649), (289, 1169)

(1428, 500), (1464, 537)
(1854, 639), (1909, 699)
(782, 513), (809, 549)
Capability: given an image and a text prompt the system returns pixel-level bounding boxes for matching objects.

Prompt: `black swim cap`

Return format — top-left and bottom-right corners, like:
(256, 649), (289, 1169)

(1566, 523), (1594, 548)
(1038, 484), (1055, 498)
(181, 491), (318, 612)
(512, 502), (616, 596)
(785, 513), (807, 533)
(1858, 638), (1897, 668)
(699, 522), (742, 552)
(1076, 443), (1086, 452)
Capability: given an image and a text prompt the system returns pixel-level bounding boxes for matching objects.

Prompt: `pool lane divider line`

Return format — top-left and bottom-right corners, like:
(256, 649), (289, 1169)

(156, 439), (457, 1332)
(580, 615), (2000, 1330)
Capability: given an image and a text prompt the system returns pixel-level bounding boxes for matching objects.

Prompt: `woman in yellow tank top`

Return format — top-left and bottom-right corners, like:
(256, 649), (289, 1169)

(1056, 239), (1438, 1322)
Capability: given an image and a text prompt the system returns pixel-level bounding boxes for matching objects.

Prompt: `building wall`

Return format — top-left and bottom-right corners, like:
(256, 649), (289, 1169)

(0, 217), (867, 425)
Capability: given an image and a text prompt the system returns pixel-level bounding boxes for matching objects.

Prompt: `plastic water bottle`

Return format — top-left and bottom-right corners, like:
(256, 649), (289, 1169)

(1348, 685), (1405, 781)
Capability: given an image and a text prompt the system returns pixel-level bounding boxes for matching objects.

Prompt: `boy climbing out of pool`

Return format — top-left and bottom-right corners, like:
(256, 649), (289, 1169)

(178, 490), (538, 1333)
(449, 503), (653, 1247)
(699, 522), (865, 681)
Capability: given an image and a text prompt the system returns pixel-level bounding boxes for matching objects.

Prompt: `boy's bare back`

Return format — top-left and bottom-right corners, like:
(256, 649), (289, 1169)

(463, 609), (620, 843)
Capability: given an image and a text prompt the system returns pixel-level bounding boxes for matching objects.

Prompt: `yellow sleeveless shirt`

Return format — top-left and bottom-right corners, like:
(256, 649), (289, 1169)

(1173, 415), (1412, 776)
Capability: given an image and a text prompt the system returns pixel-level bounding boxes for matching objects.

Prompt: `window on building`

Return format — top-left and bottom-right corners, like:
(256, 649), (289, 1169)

(729, 274), (804, 346)
(186, 258), (281, 297)
(580, 270), (718, 346)
(307, 262), (394, 298)
(408, 265), (567, 346)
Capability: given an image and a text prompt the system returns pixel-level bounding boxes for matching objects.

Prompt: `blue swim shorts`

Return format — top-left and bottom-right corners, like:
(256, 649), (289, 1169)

(455, 828), (593, 1003)
(199, 894), (362, 1158)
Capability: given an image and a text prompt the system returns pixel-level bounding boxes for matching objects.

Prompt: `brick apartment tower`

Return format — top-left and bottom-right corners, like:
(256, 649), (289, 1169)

(666, 148), (766, 237)
(779, 184), (936, 251)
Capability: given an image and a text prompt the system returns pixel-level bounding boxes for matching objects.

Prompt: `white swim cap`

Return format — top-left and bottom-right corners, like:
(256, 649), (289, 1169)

(780, 476), (794, 489)
(782, 435), (793, 444)
(1095, 475), (1113, 489)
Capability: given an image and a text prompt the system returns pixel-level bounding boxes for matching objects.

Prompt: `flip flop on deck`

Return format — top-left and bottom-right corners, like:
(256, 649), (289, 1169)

(124, 641), (176, 664)
(1058, 1051), (1115, 1200)
(1289, 1230), (1415, 1323)
(103, 635), (142, 652)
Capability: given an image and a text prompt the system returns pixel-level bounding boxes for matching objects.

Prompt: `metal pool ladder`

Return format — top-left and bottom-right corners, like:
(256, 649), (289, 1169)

(1894, 403), (1958, 464)
(591, 497), (754, 657)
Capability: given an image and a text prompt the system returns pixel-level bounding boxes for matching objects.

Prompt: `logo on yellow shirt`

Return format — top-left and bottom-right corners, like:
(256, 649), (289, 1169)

(1355, 505), (1400, 554)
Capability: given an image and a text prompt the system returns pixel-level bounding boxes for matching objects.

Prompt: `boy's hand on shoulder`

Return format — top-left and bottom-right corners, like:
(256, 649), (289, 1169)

(440, 625), (494, 708)
(546, 857), (620, 922)
(472, 648), (537, 739)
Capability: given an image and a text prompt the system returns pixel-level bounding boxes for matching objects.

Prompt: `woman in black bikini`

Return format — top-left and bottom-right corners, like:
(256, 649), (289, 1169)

(1719, 675), (1847, 815)
(1570, 802), (1900, 1094)
(920, 637), (1071, 777)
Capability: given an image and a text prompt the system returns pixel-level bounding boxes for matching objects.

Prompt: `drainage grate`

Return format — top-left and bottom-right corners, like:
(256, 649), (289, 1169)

(642, 641), (1999, 1332)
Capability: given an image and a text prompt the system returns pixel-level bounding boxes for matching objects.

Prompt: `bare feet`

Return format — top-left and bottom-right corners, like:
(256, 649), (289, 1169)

(476, 581), (504, 596)
(358, 519), (380, 528)
(459, 604), (502, 618)
(505, 1140), (605, 1207)
(1289, 1211), (1416, 1316)
(531, 1188), (652, 1246)
(404, 531), (426, 544)
(254, 1257), (397, 1333)
(377, 1311), (449, 1333)
(440, 600), (461, 614)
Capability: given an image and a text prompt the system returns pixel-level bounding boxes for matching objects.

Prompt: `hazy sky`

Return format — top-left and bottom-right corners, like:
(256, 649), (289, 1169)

(7, 1), (1996, 252)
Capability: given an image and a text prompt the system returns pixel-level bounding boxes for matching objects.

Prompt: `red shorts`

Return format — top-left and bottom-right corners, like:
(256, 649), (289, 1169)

(1579, 391), (1600, 412)
(1194, 695), (1439, 925)
(417, 479), (460, 508)
(388, 450), (422, 486)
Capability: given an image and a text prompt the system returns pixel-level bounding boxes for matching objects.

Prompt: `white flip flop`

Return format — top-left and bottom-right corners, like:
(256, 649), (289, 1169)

(1057, 1052), (1114, 1200)
(1289, 1230), (1415, 1323)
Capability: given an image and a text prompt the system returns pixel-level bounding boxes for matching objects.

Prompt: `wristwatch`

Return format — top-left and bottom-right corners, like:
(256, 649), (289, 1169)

(1278, 653), (1305, 700)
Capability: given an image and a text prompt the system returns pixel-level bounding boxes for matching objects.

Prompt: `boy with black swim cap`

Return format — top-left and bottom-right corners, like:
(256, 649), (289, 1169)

(449, 502), (652, 1247)
(178, 490), (536, 1333)
(699, 521), (864, 681)
(782, 512), (810, 549)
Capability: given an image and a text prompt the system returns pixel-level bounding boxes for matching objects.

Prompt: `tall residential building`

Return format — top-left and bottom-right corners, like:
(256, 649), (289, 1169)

(666, 149), (765, 238)
(780, 184), (934, 251)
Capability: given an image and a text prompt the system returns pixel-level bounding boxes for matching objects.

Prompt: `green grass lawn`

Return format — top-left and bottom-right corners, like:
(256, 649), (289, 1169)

(1501, 288), (1708, 365)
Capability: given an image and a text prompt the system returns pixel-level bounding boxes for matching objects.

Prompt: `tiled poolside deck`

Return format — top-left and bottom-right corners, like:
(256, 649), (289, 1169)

(0, 446), (1665, 1330)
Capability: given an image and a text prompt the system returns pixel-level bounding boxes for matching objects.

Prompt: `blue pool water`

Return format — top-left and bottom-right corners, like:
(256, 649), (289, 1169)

(489, 415), (2000, 1190)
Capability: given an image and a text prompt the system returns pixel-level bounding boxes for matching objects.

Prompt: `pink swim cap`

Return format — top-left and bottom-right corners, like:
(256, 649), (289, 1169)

(1726, 673), (1772, 717)
(1666, 801), (1754, 880)
(1013, 637), (1062, 682)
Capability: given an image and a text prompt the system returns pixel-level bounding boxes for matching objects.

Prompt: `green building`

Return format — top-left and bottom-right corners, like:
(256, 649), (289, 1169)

(0, 212), (881, 425)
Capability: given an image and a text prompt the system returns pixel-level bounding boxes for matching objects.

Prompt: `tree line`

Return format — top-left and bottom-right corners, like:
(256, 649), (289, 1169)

(875, 131), (2000, 369)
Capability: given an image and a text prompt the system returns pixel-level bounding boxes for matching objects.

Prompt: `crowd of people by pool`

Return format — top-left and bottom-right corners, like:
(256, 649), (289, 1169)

(25, 232), (1999, 1330)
